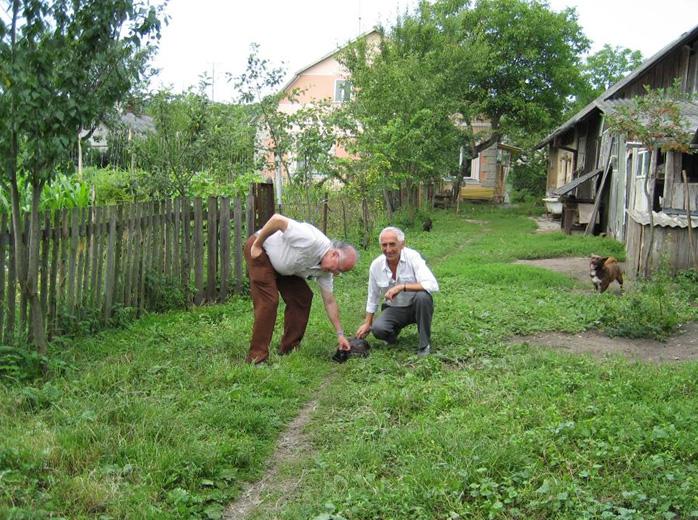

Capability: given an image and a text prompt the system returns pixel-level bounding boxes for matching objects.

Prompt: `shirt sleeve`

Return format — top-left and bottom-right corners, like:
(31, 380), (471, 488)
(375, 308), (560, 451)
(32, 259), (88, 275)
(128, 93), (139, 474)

(365, 262), (382, 314)
(411, 251), (439, 294)
(316, 272), (334, 293)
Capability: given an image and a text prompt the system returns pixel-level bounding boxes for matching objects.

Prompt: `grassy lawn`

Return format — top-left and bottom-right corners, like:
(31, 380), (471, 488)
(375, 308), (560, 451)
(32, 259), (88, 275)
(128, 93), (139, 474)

(2, 205), (697, 519)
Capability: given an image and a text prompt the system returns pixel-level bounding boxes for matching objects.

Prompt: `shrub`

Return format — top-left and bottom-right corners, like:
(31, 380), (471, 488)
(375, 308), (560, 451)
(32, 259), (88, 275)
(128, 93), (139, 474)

(598, 271), (684, 340)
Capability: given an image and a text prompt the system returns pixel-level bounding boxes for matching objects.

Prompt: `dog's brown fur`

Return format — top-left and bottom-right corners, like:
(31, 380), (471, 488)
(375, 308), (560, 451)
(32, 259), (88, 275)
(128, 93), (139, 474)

(590, 255), (623, 293)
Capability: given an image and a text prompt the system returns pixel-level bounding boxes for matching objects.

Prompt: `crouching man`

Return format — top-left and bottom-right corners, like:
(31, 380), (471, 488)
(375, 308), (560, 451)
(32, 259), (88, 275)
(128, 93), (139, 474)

(245, 214), (358, 364)
(355, 226), (438, 356)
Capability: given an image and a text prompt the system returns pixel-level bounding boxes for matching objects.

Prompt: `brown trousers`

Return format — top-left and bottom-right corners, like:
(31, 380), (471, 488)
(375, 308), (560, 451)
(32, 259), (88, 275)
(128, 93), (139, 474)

(244, 235), (313, 364)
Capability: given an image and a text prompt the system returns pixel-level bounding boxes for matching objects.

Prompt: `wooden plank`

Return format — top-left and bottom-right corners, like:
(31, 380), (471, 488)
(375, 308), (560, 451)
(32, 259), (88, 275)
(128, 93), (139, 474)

(104, 206), (117, 321)
(0, 213), (7, 340)
(233, 197), (243, 294)
(149, 201), (159, 277)
(246, 187), (255, 238)
(164, 199), (173, 278)
(94, 206), (105, 313)
(113, 205), (124, 307)
(67, 207), (79, 310)
(73, 208), (84, 308)
(48, 211), (60, 337)
(585, 138), (615, 236)
(123, 204), (134, 307)
(219, 197), (230, 302)
(173, 197), (181, 290)
(193, 198), (204, 305)
(182, 197), (192, 307)
(89, 205), (99, 307)
(78, 207), (90, 308)
(206, 196), (218, 302)
(137, 203), (147, 315)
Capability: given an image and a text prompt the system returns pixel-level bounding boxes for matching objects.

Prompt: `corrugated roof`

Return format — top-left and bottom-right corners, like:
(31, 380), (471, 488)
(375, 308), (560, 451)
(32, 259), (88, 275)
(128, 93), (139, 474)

(627, 209), (698, 228)
(538, 23), (698, 148)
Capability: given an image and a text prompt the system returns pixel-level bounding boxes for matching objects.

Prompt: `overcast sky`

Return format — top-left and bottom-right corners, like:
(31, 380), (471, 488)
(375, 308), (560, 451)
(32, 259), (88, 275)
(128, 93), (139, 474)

(150, 0), (698, 102)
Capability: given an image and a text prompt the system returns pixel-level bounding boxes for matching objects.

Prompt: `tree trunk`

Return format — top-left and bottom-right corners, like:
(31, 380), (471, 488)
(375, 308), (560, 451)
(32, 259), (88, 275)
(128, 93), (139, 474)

(361, 196), (371, 250)
(26, 183), (48, 358)
(382, 189), (393, 222)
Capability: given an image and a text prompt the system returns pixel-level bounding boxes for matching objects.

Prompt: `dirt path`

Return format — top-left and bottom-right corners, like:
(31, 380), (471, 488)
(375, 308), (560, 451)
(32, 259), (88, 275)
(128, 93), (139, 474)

(513, 322), (698, 363)
(223, 375), (334, 520)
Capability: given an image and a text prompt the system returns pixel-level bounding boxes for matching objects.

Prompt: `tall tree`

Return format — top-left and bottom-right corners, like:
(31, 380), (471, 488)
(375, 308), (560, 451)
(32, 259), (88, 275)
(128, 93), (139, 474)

(342, 0), (589, 202)
(0, 0), (163, 358)
(571, 44), (643, 111)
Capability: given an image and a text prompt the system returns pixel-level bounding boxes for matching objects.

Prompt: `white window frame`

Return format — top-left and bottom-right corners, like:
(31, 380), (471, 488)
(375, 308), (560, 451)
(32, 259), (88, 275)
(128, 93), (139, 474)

(334, 79), (352, 103)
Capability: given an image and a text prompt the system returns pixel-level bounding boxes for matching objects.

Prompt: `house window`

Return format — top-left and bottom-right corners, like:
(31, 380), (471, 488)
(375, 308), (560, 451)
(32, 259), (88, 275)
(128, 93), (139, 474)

(334, 80), (352, 103)
(635, 149), (650, 177)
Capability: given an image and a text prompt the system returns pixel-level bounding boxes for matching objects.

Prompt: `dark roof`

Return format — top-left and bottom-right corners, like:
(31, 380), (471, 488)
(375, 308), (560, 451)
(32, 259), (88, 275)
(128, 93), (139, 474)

(538, 23), (698, 148)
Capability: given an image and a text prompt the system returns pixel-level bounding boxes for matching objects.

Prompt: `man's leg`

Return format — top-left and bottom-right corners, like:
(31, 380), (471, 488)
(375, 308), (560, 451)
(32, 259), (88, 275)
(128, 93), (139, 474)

(244, 235), (279, 364)
(277, 275), (313, 354)
(413, 291), (434, 352)
(371, 305), (412, 345)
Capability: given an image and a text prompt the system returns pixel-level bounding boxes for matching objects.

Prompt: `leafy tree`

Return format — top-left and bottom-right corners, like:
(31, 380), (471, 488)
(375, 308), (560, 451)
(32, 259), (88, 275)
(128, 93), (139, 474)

(342, 0), (589, 203)
(341, 22), (463, 217)
(570, 44), (643, 112)
(135, 88), (211, 197)
(0, 0), (163, 359)
(231, 44), (296, 193)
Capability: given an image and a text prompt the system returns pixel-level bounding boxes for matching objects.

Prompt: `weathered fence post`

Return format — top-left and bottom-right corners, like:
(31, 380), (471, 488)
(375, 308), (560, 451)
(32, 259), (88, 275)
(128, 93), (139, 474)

(206, 197), (218, 303)
(219, 197), (230, 302)
(234, 197), (243, 294)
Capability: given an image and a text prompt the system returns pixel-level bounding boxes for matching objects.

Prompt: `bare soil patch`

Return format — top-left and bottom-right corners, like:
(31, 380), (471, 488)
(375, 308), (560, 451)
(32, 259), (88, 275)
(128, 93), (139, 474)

(513, 250), (696, 362)
(513, 322), (698, 363)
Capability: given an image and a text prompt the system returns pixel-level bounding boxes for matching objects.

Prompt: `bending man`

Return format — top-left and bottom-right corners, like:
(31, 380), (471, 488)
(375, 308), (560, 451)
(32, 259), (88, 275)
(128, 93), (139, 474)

(245, 213), (358, 364)
(356, 226), (438, 356)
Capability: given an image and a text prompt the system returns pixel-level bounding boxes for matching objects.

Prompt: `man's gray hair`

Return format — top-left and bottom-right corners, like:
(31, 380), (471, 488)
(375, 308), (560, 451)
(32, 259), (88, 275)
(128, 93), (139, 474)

(332, 240), (359, 265)
(379, 226), (405, 243)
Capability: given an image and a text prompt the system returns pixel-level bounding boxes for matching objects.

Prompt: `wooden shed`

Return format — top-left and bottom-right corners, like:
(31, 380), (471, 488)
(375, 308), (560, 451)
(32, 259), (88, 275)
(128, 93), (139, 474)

(538, 23), (698, 275)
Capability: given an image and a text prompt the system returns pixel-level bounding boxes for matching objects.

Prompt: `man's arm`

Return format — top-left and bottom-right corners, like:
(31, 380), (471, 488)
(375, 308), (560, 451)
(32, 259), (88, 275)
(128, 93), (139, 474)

(320, 288), (351, 351)
(250, 214), (289, 259)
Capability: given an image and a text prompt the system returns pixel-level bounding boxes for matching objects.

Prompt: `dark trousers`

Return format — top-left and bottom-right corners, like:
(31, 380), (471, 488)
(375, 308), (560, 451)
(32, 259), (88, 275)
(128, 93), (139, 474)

(244, 235), (313, 364)
(371, 291), (433, 350)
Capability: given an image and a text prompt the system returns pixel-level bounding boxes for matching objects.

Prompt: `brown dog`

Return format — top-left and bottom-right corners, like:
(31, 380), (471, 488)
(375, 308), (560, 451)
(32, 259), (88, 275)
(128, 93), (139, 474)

(589, 255), (624, 293)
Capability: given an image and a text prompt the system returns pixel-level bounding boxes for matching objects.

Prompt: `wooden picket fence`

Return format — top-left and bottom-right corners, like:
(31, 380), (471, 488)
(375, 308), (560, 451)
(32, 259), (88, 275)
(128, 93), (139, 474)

(0, 196), (253, 345)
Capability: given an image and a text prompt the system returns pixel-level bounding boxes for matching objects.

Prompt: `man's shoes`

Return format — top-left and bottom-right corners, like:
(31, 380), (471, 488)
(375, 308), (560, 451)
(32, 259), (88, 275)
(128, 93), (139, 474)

(417, 345), (431, 357)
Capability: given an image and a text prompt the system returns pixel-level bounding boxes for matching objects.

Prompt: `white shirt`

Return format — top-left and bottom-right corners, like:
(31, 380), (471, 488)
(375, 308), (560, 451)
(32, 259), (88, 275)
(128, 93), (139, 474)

(263, 219), (334, 292)
(365, 247), (439, 313)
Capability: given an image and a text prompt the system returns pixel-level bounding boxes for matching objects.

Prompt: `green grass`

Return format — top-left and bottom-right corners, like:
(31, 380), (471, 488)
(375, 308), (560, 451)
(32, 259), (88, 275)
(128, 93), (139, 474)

(1, 204), (697, 519)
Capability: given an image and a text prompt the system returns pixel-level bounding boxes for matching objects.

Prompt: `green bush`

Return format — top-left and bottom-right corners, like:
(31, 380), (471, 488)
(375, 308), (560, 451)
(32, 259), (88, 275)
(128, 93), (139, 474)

(0, 345), (44, 383)
(598, 271), (685, 340)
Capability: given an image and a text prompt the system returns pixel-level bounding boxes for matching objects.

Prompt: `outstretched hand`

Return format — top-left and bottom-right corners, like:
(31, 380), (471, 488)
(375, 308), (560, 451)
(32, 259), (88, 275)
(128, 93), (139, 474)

(338, 335), (351, 351)
(355, 323), (371, 339)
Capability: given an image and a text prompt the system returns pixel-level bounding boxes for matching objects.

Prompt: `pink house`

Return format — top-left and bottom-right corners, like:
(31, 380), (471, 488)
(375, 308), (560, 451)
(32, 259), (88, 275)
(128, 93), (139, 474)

(261, 30), (381, 183)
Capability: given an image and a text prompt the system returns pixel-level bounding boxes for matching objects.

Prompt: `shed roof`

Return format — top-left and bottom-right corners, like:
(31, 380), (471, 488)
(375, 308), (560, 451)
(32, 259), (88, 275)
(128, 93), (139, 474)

(538, 23), (698, 148)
